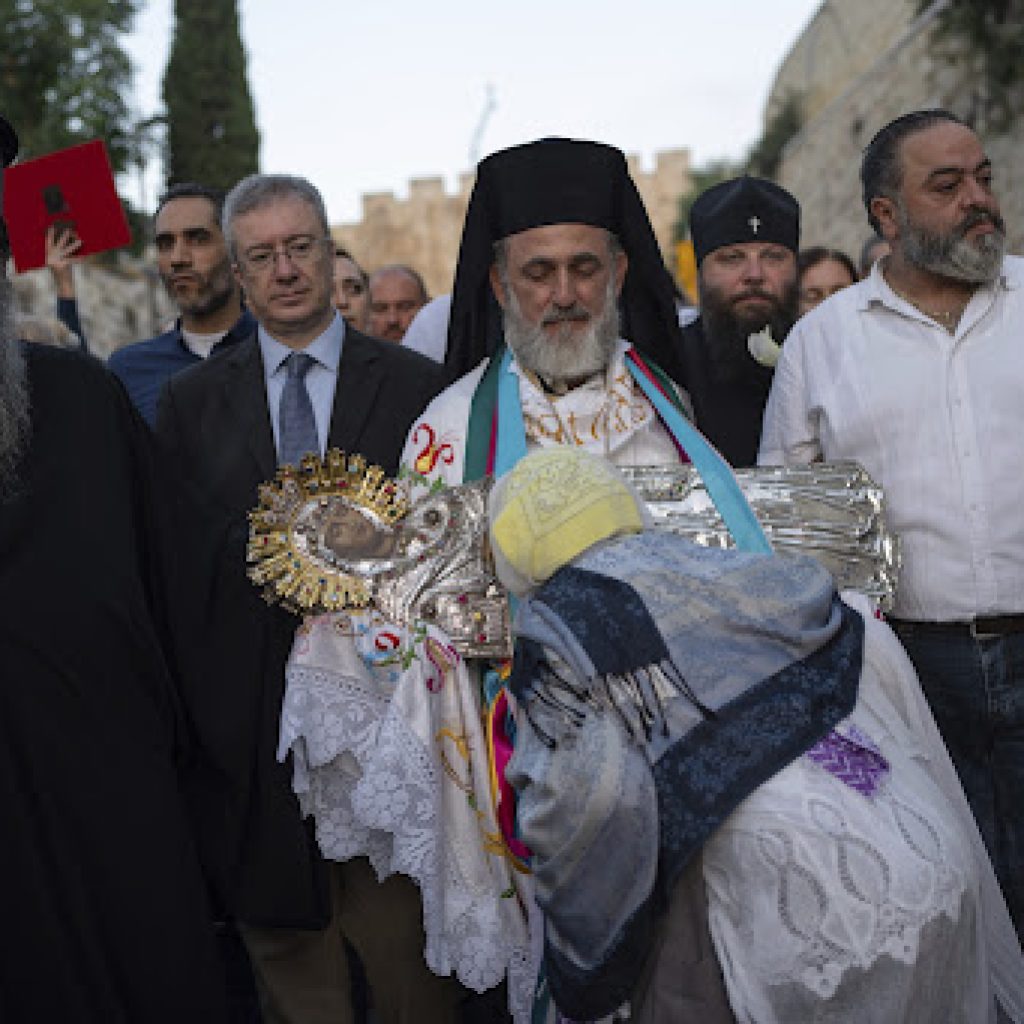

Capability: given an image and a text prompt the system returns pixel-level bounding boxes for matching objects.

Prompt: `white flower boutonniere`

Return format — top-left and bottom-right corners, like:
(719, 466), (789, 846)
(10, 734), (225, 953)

(747, 327), (781, 368)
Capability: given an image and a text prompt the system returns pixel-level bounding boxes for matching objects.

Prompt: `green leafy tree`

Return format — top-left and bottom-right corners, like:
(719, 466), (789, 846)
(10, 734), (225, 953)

(0, 0), (138, 170)
(746, 92), (803, 180)
(920, 0), (1024, 129)
(162, 0), (260, 190)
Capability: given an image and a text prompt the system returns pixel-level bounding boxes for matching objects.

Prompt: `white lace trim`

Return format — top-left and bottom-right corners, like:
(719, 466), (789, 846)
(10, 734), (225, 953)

(279, 615), (533, 1023)
(702, 655), (989, 1022)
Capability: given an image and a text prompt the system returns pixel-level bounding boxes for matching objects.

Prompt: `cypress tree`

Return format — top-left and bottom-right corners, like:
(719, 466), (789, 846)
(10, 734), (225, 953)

(162, 0), (260, 191)
(0, 0), (138, 170)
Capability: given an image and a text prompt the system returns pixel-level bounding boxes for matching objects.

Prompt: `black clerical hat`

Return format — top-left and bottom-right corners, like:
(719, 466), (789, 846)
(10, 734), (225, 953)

(690, 176), (799, 264)
(0, 116), (17, 168)
(445, 138), (684, 382)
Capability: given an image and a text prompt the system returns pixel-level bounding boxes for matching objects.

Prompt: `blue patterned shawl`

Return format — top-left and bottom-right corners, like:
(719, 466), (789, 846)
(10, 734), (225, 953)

(505, 532), (863, 1020)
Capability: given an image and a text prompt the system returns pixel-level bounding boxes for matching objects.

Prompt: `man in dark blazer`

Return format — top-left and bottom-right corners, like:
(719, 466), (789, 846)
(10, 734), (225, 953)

(156, 174), (458, 1024)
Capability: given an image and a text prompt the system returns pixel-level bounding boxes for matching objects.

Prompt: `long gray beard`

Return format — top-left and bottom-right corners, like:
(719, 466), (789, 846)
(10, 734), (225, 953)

(0, 277), (30, 499)
(503, 277), (620, 386)
(899, 205), (1007, 284)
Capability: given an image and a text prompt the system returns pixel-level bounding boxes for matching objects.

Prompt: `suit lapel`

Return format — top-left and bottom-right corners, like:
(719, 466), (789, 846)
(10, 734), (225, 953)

(221, 334), (277, 480)
(328, 329), (382, 452)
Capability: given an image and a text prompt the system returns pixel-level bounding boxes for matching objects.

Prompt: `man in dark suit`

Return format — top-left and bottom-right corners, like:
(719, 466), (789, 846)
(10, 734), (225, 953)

(156, 174), (457, 1024)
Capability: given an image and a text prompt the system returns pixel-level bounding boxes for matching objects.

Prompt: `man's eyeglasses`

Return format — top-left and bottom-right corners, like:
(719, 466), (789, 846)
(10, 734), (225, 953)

(240, 235), (330, 273)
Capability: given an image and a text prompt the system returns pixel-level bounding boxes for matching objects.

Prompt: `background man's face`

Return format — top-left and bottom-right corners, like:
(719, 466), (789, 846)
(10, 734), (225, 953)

(491, 223), (627, 342)
(232, 196), (334, 343)
(881, 122), (1005, 283)
(798, 257), (856, 316)
(698, 241), (798, 377)
(367, 268), (426, 342)
(699, 242), (797, 334)
(332, 255), (368, 330)
(154, 197), (235, 318)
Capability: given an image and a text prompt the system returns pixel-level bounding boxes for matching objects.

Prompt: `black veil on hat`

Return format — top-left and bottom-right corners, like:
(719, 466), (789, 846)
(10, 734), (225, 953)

(0, 115), (17, 169)
(445, 138), (685, 381)
(0, 116), (17, 257)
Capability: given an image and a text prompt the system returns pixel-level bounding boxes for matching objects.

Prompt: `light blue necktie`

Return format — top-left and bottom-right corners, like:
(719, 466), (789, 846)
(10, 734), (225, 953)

(278, 351), (319, 466)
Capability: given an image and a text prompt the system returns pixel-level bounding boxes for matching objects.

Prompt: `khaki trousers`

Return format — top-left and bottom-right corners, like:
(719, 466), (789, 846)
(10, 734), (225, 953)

(241, 857), (463, 1024)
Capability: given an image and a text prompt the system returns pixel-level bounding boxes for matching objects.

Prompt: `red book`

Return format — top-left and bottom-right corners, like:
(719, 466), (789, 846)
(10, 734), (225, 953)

(2, 139), (131, 273)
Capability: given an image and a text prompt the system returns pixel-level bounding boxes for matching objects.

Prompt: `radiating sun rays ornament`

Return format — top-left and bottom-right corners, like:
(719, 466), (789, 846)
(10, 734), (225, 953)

(247, 450), (410, 614)
(247, 449), (512, 657)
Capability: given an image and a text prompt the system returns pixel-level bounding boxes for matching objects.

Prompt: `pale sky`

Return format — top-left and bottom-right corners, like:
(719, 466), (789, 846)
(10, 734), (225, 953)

(123, 0), (823, 224)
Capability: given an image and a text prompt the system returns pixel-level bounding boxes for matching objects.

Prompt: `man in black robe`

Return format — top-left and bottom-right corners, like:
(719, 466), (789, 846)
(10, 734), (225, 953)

(0, 114), (226, 1021)
(676, 176), (800, 467)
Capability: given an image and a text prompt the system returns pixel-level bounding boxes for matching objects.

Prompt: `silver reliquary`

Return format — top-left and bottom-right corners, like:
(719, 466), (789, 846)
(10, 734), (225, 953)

(247, 452), (899, 658)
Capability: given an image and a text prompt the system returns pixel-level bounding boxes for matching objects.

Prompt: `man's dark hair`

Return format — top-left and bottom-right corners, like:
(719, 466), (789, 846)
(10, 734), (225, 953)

(155, 182), (228, 223)
(797, 246), (857, 284)
(335, 246), (368, 286)
(860, 109), (966, 233)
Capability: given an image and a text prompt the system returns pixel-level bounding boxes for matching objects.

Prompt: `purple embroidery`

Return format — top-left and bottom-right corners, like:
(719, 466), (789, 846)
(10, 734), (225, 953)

(806, 726), (890, 797)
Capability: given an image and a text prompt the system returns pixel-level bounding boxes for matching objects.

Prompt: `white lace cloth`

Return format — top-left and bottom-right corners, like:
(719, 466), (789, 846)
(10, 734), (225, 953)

(702, 594), (1024, 1023)
(278, 612), (534, 1023)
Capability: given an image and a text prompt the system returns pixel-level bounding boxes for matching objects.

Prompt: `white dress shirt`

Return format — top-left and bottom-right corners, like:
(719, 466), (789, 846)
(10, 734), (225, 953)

(759, 256), (1024, 621)
(258, 312), (345, 458)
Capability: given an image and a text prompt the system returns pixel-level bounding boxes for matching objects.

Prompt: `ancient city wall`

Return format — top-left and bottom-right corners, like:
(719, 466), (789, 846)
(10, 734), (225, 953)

(333, 149), (691, 297)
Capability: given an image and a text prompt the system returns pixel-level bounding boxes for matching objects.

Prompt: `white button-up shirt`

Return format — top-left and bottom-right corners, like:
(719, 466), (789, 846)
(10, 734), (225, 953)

(759, 256), (1024, 621)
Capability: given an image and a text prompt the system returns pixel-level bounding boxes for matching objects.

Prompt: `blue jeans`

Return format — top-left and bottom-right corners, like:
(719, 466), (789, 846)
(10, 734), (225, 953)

(890, 623), (1024, 938)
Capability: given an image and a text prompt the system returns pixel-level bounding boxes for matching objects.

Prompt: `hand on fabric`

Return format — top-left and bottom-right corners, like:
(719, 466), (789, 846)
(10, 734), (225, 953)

(45, 223), (82, 299)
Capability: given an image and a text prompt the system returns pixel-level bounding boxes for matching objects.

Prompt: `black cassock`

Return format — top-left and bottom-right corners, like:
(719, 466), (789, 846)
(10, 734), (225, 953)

(0, 344), (225, 1021)
(676, 317), (774, 469)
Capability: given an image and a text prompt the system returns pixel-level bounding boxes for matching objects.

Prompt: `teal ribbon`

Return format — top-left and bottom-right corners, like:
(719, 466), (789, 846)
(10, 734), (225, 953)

(494, 347), (527, 480)
(626, 359), (772, 553)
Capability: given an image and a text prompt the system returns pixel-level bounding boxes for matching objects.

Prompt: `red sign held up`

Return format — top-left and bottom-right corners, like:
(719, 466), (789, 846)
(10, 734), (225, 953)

(2, 139), (131, 273)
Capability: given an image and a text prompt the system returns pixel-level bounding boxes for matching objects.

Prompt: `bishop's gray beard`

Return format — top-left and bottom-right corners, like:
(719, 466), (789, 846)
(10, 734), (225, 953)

(0, 276), (30, 498)
(502, 277), (620, 386)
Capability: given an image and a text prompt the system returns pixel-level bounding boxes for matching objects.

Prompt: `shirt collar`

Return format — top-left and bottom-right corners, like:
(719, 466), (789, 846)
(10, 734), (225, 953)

(857, 253), (1017, 314)
(258, 311), (346, 377)
(174, 308), (256, 355)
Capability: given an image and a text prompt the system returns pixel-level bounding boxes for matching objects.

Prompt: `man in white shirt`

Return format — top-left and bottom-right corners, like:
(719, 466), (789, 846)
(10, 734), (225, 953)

(759, 108), (1023, 936)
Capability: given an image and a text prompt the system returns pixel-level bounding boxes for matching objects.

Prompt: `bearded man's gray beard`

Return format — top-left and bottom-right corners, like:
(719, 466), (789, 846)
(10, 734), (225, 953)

(503, 277), (621, 386)
(898, 202), (1007, 284)
(0, 276), (30, 498)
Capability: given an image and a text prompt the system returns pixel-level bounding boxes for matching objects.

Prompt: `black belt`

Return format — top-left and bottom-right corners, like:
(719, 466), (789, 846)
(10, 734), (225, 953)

(887, 614), (1024, 637)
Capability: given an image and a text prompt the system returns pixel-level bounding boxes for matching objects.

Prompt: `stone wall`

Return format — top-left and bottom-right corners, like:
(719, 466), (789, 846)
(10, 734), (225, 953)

(769, 0), (1024, 258)
(766, 0), (920, 124)
(332, 149), (692, 297)
(12, 254), (176, 360)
